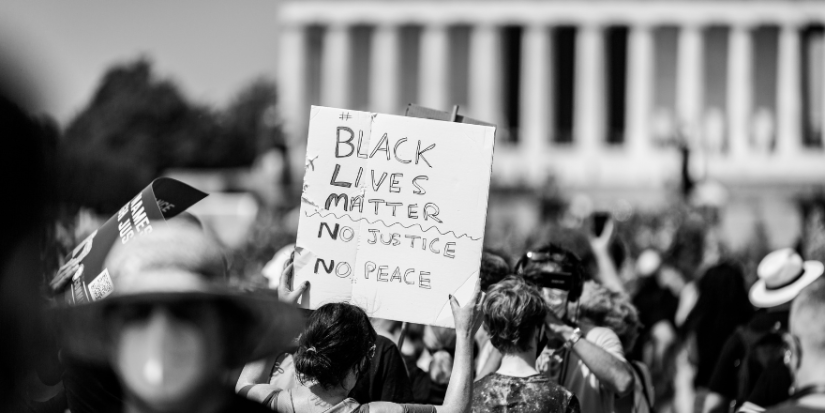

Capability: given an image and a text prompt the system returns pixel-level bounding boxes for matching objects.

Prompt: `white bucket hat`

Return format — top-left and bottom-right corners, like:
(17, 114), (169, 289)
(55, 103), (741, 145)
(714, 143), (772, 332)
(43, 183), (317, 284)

(749, 248), (824, 308)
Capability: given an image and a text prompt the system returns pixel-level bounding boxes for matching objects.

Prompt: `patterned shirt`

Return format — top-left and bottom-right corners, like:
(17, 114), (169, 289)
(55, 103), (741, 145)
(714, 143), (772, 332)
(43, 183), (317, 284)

(471, 373), (580, 413)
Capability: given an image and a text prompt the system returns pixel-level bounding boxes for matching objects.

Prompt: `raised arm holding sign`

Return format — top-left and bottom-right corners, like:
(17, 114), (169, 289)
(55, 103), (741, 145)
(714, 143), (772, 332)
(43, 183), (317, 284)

(51, 177), (207, 305)
(293, 106), (495, 327)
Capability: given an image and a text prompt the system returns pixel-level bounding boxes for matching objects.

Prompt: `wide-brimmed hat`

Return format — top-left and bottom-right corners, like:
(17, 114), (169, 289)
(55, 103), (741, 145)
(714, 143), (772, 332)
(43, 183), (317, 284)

(55, 221), (303, 368)
(749, 248), (824, 308)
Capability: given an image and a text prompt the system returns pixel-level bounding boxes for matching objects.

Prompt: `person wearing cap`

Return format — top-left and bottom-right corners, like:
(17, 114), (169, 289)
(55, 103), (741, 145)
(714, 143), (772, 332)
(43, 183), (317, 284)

(57, 221), (303, 413)
(702, 248), (824, 413)
(520, 243), (635, 413)
(764, 278), (825, 413)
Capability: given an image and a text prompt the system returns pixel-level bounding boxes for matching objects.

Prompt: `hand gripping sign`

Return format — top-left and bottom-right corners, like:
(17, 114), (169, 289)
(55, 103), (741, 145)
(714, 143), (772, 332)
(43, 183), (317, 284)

(52, 177), (207, 305)
(293, 106), (496, 327)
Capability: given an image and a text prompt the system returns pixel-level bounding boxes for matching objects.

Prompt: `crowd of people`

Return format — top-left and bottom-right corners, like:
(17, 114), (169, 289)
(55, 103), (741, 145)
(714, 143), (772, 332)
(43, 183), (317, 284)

(3, 82), (825, 413)
(6, 202), (825, 413)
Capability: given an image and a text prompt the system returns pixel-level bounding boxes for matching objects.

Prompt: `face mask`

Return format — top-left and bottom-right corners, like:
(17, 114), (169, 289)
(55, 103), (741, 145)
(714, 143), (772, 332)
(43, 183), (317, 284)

(113, 307), (210, 408)
(542, 287), (569, 318)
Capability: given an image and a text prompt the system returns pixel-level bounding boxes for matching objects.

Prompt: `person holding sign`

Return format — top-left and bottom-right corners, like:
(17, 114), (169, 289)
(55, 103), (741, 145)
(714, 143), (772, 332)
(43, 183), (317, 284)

(238, 280), (483, 413)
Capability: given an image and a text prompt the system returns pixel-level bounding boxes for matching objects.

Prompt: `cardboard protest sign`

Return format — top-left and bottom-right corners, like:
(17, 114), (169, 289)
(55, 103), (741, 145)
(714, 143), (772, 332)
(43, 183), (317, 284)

(293, 106), (496, 327)
(54, 177), (207, 305)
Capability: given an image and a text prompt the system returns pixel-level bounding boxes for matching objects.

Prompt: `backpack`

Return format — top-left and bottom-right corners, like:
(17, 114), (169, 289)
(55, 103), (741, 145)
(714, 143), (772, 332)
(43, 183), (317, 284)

(630, 361), (656, 413)
(735, 324), (790, 405)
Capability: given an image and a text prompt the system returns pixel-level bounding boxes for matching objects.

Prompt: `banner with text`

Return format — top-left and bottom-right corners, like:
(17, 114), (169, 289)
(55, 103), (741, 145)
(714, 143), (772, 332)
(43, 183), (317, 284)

(53, 177), (207, 305)
(293, 106), (496, 327)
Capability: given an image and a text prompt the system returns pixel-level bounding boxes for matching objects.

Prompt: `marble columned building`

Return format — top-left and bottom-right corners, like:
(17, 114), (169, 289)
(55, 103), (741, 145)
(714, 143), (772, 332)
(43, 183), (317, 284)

(276, 0), (825, 247)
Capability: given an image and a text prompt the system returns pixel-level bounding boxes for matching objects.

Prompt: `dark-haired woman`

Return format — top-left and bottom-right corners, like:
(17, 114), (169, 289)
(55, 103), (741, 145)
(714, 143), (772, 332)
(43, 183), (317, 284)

(472, 276), (579, 413)
(240, 281), (483, 413)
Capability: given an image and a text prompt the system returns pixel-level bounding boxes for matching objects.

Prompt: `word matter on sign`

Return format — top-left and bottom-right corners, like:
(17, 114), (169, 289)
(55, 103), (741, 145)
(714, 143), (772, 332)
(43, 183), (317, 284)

(293, 106), (495, 327)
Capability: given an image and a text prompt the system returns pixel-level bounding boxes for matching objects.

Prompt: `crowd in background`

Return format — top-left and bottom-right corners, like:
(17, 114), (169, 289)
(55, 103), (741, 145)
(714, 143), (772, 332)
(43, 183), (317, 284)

(4, 52), (825, 413)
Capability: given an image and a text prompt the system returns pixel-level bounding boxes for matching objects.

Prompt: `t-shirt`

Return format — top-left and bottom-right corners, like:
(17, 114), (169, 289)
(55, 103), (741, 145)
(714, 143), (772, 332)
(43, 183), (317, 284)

(471, 373), (580, 413)
(560, 327), (626, 413)
(267, 390), (436, 413)
(269, 352), (300, 389)
(349, 335), (414, 404)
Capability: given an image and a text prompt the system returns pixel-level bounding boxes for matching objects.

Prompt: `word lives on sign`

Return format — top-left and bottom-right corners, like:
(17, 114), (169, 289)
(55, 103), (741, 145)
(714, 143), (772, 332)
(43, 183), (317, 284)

(293, 106), (496, 327)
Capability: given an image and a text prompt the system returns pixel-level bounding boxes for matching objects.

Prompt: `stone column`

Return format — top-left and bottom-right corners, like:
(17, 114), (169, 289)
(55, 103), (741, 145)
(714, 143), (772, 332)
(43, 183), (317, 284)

(370, 24), (399, 114)
(776, 24), (801, 156)
(626, 24), (654, 156)
(520, 25), (551, 184)
(813, 23), (825, 146)
(321, 23), (351, 108)
(727, 24), (752, 159)
(574, 24), (604, 154)
(278, 23), (308, 181)
(468, 24), (501, 124)
(419, 24), (449, 110)
(677, 25), (704, 144)
(279, 24), (306, 135)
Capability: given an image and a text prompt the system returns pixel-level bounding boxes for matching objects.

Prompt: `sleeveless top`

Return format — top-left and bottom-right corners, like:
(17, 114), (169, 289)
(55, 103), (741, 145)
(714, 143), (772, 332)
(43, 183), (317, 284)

(264, 389), (437, 413)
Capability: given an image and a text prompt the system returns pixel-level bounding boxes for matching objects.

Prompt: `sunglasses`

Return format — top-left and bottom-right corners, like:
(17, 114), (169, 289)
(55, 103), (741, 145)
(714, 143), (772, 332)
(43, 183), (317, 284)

(105, 300), (215, 325)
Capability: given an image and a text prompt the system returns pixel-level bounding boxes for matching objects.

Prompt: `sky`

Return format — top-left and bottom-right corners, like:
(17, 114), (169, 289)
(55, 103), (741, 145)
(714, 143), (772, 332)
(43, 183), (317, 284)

(0, 0), (281, 124)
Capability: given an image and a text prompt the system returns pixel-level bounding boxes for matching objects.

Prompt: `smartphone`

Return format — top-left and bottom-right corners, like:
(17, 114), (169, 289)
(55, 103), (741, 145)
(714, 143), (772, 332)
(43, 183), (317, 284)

(592, 211), (610, 237)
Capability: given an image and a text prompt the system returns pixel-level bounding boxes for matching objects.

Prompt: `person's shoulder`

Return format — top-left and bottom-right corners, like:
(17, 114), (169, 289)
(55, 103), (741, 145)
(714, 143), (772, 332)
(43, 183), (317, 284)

(375, 335), (399, 355)
(586, 325), (618, 339)
(525, 375), (575, 399)
(585, 326), (624, 352)
(766, 401), (825, 413)
(472, 373), (498, 393)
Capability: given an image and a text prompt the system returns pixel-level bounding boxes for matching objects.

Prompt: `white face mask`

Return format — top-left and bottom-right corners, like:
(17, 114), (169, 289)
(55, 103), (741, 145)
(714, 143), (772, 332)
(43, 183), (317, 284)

(113, 307), (211, 409)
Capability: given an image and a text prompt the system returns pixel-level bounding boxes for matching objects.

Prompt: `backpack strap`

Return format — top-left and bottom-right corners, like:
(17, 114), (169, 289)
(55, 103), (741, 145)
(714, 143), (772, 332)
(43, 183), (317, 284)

(630, 361), (656, 413)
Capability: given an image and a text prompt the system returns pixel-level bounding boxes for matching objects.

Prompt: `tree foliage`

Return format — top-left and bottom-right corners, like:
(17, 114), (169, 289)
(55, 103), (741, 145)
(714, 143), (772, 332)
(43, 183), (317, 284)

(60, 59), (283, 213)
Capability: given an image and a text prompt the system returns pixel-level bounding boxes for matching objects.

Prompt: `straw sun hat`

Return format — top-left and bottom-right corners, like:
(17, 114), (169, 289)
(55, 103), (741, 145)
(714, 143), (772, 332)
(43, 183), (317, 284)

(55, 221), (303, 368)
(749, 248), (824, 308)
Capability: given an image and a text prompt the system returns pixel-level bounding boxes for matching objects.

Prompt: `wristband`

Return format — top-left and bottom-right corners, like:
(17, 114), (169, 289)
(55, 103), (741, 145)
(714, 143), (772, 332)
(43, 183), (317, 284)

(564, 327), (583, 350)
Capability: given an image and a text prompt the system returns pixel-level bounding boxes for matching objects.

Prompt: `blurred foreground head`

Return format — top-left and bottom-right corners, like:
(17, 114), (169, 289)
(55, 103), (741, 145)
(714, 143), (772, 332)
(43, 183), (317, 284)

(0, 92), (54, 410)
(59, 221), (301, 412)
(789, 278), (825, 384)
